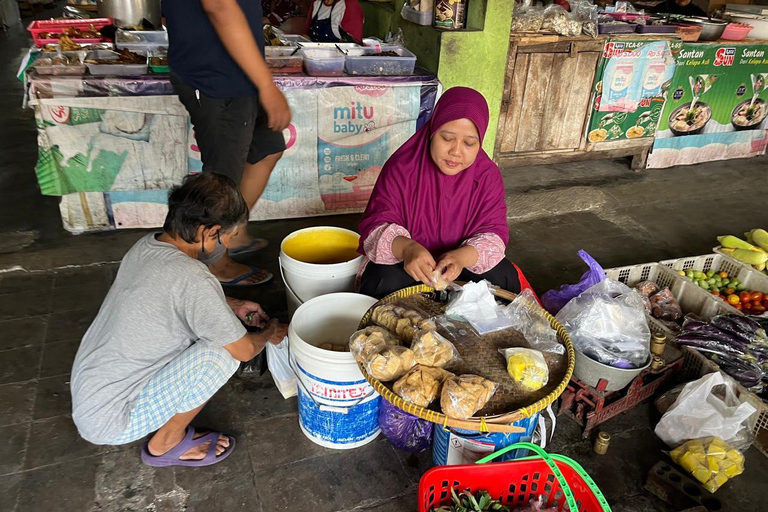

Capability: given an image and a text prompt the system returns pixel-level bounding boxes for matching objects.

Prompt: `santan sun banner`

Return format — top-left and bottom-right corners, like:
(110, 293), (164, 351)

(648, 43), (768, 169)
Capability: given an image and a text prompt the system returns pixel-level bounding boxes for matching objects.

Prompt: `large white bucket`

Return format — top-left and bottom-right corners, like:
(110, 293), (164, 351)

(279, 226), (364, 317)
(289, 292), (380, 449)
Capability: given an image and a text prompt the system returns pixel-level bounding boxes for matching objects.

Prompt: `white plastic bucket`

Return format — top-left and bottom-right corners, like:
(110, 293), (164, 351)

(279, 226), (364, 317)
(289, 292), (380, 449)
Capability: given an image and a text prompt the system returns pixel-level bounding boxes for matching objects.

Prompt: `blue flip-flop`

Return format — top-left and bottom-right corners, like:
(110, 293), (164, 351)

(229, 238), (268, 257)
(141, 427), (235, 467)
(220, 265), (273, 287)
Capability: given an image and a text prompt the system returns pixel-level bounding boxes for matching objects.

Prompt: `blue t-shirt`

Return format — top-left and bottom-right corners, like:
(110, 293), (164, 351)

(163, 0), (265, 99)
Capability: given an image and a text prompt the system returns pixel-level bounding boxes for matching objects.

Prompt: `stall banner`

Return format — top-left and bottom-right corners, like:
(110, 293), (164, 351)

(316, 85), (419, 210)
(648, 43), (768, 169)
(35, 96), (189, 196)
(587, 39), (679, 143)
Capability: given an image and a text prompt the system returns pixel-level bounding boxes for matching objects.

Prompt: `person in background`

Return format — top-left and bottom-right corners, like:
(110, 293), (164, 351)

(357, 87), (535, 299)
(71, 174), (288, 467)
(164, 0), (292, 287)
(653, 0), (707, 17)
(262, 0), (308, 34)
(304, 0), (364, 43)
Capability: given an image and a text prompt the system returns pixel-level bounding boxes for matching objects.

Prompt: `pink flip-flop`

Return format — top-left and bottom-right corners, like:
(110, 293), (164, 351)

(141, 427), (235, 467)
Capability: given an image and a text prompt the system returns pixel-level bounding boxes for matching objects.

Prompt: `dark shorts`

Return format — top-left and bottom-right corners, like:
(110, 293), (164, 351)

(171, 74), (287, 183)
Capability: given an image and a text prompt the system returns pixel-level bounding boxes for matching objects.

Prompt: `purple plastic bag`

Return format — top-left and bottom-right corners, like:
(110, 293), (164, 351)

(541, 250), (606, 315)
(378, 399), (433, 452)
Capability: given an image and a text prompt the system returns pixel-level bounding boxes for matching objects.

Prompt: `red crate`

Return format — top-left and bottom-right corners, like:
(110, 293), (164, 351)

(27, 18), (113, 47)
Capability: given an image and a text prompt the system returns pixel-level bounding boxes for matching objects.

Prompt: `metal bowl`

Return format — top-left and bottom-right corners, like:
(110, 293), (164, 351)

(682, 17), (727, 41)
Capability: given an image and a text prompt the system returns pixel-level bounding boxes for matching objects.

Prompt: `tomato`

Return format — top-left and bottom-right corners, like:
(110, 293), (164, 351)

(724, 288), (736, 295)
(750, 291), (764, 302)
(763, 299), (768, 308)
(712, 290), (720, 296)
(735, 303), (743, 311)
(727, 294), (741, 305)
(719, 272), (729, 279)
(752, 304), (766, 313)
(740, 291), (751, 303)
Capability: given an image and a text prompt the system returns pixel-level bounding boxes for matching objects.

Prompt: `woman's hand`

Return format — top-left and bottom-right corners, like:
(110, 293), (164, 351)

(228, 298), (270, 328)
(436, 246), (479, 283)
(393, 237), (436, 286)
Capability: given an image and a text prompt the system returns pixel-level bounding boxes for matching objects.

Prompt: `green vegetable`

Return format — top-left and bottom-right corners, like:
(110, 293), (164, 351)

(706, 270), (716, 278)
(433, 490), (511, 512)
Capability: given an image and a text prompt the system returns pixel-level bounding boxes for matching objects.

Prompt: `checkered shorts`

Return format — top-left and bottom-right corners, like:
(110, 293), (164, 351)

(111, 342), (239, 445)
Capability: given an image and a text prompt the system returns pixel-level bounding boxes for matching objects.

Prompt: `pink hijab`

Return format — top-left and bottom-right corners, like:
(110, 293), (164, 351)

(358, 87), (508, 257)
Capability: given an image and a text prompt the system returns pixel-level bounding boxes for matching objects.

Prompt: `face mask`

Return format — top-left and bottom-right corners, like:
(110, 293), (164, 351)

(198, 231), (226, 265)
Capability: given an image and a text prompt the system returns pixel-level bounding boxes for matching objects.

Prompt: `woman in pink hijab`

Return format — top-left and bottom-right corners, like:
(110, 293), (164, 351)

(358, 87), (533, 299)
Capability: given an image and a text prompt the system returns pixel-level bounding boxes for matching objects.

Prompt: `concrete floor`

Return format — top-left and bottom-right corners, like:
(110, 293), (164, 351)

(2, 9), (768, 512)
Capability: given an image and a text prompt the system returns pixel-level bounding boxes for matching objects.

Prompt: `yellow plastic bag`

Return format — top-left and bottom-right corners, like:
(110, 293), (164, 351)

(670, 437), (745, 493)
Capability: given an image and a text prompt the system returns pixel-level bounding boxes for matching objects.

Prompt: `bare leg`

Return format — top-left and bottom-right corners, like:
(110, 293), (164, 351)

(146, 402), (230, 460)
(208, 152), (283, 284)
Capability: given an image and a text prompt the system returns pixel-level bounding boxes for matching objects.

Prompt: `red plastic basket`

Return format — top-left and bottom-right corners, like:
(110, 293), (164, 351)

(418, 443), (611, 512)
(27, 18), (113, 47)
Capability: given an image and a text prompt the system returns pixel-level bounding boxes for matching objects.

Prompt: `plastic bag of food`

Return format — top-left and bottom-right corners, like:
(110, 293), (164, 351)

(393, 364), (453, 407)
(378, 398), (433, 452)
(542, 250), (606, 315)
(446, 281), (514, 335)
(655, 372), (756, 451)
(504, 289), (564, 355)
(634, 280), (659, 314)
(440, 374), (497, 419)
(570, 0), (598, 37)
(500, 347), (549, 391)
(670, 437), (745, 492)
(650, 287), (683, 322)
(371, 304), (435, 343)
(510, 4), (545, 33)
(411, 330), (461, 368)
(541, 4), (582, 37)
(431, 268), (451, 291)
(555, 278), (651, 368)
(366, 346), (416, 381)
(349, 326), (400, 363)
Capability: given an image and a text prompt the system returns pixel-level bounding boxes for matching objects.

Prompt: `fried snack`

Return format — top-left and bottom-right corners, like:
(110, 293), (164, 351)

(366, 346), (415, 381)
(349, 326), (399, 363)
(440, 375), (497, 419)
(410, 330), (459, 368)
(393, 365), (453, 407)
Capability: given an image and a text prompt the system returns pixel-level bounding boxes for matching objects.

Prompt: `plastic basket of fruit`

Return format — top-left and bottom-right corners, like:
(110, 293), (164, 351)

(28, 18), (112, 47)
(419, 442), (611, 512)
(661, 254), (768, 316)
(605, 262), (732, 337)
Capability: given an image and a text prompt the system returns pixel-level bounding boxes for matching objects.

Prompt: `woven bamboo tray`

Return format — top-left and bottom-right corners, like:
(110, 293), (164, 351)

(357, 285), (575, 433)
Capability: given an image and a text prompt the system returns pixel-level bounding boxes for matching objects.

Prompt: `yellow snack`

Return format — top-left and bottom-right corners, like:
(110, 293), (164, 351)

(706, 444), (726, 459)
(707, 456), (719, 473)
(692, 467), (711, 484)
(366, 347), (415, 382)
(393, 365), (453, 407)
(726, 449), (743, 462)
(678, 452), (699, 473)
(500, 347), (549, 391)
(349, 326), (399, 362)
(671, 437), (745, 493)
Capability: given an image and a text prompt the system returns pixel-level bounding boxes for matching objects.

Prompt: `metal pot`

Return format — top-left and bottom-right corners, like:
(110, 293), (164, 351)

(97, 0), (161, 28)
(683, 17), (727, 41)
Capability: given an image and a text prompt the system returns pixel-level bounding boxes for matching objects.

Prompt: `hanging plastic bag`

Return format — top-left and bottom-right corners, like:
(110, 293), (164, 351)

(378, 399), (433, 452)
(266, 337), (296, 399)
(555, 278), (650, 368)
(504, 289), (564, 355)
(541, 250), (606, 314)
(655, 372), (757, 451)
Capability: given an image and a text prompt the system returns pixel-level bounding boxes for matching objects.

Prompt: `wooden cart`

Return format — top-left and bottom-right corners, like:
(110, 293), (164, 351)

(494, 34), (656, 170)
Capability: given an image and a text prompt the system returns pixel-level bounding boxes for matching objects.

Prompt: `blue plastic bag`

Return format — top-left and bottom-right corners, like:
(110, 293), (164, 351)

(541, 250), (606, 315)
(378, 398), (433, 452)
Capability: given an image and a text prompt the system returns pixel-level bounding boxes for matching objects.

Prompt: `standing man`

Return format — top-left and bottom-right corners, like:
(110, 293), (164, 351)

(164, 0), (292, 286)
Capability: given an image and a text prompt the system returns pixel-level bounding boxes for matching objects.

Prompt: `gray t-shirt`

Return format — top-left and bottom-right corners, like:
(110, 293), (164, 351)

(71, 234), (246, 444)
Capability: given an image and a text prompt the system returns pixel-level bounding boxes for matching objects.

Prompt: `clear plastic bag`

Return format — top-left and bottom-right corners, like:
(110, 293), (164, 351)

(570, 0), (598, 38)
(504, 289), (564, 355)
(555, 278), (651, 368)
(499, 347), (549, 391)
(371, 304), (435, 343)
(670, 437), (745, 493)
(655, 372), (757, 451)
(440, 374), (497, 419)
(349, 326), (400, 363)
(393, 364), (453, 407)
(510, 0), (545, 33)
(650, 287), (683, 322)
(542, 250), (606, 315)
(266, 337), (296, 399)
(410, 330), (461, 368)
(378, 398), (433, 452)
(365, 346), (416, 382)
(541, 4), (582, 37)
(446, 281), (513, 335)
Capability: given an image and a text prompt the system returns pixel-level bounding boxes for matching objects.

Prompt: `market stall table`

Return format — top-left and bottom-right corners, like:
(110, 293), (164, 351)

(25, 69), (439, 232)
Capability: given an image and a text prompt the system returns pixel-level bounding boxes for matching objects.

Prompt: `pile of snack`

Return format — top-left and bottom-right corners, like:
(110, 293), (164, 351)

(670, 436), (745, 493)
(349, 305), (498, 419)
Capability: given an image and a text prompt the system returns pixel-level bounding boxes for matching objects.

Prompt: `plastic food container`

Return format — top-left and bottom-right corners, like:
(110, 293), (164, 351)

(115, 29), (169, 56)
(344, 46), (417, 76)
(635, 23), (677, 33)
(265, 46), (302, 74)
(148, 52), (169, 73)
(33, 57), (87, 76)
(85, 50), (148, 76)
(721, 22), (754, 40)
(300, 48), (345, 76)
(728, 14), (768, 39)
(27, 18), (112, 48)
(599, 23), (638, 34)
(606, 12), (650, 22)
(674, 24), (703, 41)
(280, 34), (311, 45)
(401, 5), (433, 26)
(298, 42), (360, 51)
